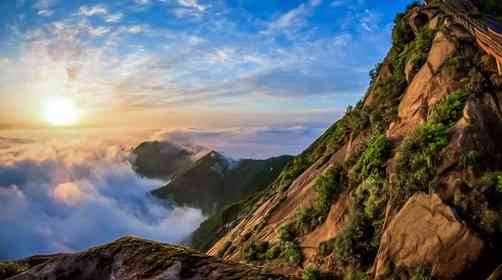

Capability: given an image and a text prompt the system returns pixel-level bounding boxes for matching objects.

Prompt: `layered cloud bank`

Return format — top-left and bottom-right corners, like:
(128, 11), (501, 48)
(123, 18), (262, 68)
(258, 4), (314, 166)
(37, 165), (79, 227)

(0, 125), (321, 259)
(151, 125), (325, 159)
(0, 129), (204, 260)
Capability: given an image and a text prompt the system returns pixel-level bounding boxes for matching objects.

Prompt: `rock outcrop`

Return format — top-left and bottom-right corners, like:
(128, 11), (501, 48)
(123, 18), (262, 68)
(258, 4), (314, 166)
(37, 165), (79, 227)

(374, 193), (484, 279)
(0, 237), (288, 280)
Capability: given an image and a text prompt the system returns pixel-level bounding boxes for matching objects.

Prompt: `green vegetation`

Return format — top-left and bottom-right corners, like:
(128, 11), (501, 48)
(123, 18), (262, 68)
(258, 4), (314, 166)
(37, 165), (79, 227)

(395, 123), (448, 198)
(483, 172), (502, 194)
(356, 175), (388, 221)
(279, 223), (295, 242)
(332, 209), (378, 268)
(240, 241), (269, 262)
(265, 244), (281, 260)
(281, 166), (345, 238)
(428, 91), (468, 127)
(411, 267), (433, 280)
(459, 150), (481, 170)
(0, 262), (30, 279)
(302, 266), (321, 280)
(344, 270), (369, 280)
(353, 133), (391, 183)
(282, 241), (303, 265)
(393, 28), (434, 81)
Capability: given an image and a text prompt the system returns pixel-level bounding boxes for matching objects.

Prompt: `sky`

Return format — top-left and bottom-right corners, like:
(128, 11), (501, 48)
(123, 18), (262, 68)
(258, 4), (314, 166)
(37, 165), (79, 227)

(0, 0), (417, 129)
(0, 0), (421, 260)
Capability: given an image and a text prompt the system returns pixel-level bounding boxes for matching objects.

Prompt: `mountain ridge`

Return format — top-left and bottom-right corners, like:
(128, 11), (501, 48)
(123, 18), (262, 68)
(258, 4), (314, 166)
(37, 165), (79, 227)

(206, 2), (502, 279)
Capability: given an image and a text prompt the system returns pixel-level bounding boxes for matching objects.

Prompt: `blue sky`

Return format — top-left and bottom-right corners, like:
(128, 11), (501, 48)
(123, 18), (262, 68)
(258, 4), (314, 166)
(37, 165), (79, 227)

(0, 0), (417, 129)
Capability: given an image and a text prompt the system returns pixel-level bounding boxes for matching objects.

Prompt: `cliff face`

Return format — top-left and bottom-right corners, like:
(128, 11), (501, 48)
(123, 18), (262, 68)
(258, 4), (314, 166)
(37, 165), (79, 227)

(0, 237), (288, 280)
(208, 3), (502, 279)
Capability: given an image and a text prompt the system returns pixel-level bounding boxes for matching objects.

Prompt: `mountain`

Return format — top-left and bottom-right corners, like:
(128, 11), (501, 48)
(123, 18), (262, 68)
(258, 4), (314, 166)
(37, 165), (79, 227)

(205, 2), (502, 279)
(129, 140), (199, 179)
(6, 1), (502, 280)
(151, 151), (293, 215)
(0, 236), (288, 280)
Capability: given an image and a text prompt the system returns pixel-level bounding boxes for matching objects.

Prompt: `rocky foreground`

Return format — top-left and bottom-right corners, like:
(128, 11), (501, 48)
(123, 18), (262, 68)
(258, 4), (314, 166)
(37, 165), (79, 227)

(0, 236), (288, 280)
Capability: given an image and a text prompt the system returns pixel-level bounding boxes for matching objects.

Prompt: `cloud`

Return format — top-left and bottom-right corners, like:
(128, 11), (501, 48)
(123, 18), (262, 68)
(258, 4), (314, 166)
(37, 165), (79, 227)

(78, 5), (107, 17)
(0, 130), (205, 260)
(33, 0), (57, 17)
(37, 9), (54, 17)
(177, 0), (206, 12)
(151, 126), (326, 159)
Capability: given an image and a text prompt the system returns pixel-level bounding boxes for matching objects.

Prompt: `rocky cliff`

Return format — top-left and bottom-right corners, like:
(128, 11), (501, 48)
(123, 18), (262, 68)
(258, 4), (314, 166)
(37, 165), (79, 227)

(207, 2), (502, 279)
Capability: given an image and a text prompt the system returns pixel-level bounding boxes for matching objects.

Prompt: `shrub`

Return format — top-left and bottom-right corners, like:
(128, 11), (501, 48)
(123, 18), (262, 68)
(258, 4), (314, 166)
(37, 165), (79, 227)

(265, 244), (281, 260)
(302, 266), (321, 280)
(344, 270), (369, 280)
(353, 133), (391, 182)
(395, 123), (448, 198)
(428, 91), (468, 127)
(482, 172), (502, 193)
(288, 166), (345, 236)
(314, 166), (343, 215)
(393, 28), (434, 80)
(392, 12), (414, 49)
(411, 267), (433, 280)
(356, 175), (388, 220)
(458, 150), (481, 170)
(241, 242), (259, 262)
(282, 241), (303, 265)
(279, 224), (295, 242)
(240, 241), (268, 262)
(333, 209), (376, 267)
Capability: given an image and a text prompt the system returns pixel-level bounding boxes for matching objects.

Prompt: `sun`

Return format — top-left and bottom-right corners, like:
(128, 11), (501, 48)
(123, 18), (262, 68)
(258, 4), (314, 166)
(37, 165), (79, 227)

(44, 96), (80, 126)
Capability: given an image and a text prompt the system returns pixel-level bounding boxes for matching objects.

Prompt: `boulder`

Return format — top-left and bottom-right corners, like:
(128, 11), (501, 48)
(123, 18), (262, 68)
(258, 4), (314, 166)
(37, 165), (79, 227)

(374, 193), (485, 280)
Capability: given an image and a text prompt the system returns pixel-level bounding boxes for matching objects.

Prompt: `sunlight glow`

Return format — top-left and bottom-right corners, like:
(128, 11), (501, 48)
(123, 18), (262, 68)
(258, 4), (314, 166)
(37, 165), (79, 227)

(44, 97), (80, 126)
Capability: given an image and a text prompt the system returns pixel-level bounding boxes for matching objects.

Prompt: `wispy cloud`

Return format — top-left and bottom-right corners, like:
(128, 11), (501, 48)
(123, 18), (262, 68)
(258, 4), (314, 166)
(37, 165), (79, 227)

(177, 0), (206, 12)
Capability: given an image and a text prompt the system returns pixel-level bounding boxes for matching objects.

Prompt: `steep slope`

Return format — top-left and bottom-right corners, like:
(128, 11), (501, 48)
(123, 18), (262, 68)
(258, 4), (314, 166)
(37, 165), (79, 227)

(0, 236), (288, 280)
(151, 151), (292, 214)
(208, 2), (502, 279)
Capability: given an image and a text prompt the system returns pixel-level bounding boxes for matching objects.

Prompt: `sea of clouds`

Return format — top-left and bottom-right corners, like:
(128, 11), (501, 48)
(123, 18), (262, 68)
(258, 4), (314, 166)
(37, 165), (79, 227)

(0, 125), (323, 260)
(0, 129), (205, 260)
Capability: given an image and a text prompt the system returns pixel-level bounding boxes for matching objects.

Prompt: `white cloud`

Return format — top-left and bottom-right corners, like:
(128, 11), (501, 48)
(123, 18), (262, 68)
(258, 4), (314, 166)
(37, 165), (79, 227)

(0, 130), (205, 259)
(33, 0), (56, 10)
(177, 0), (206, 12)
(37, 9), (54, 17)
(105, 13), (123, 23)
(79, 5), (107, 17)
(87, 26), (111, 37)
(135, 0), (151, 5)
(263, 0), (321, 35)
(33, 0), (57, 16)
